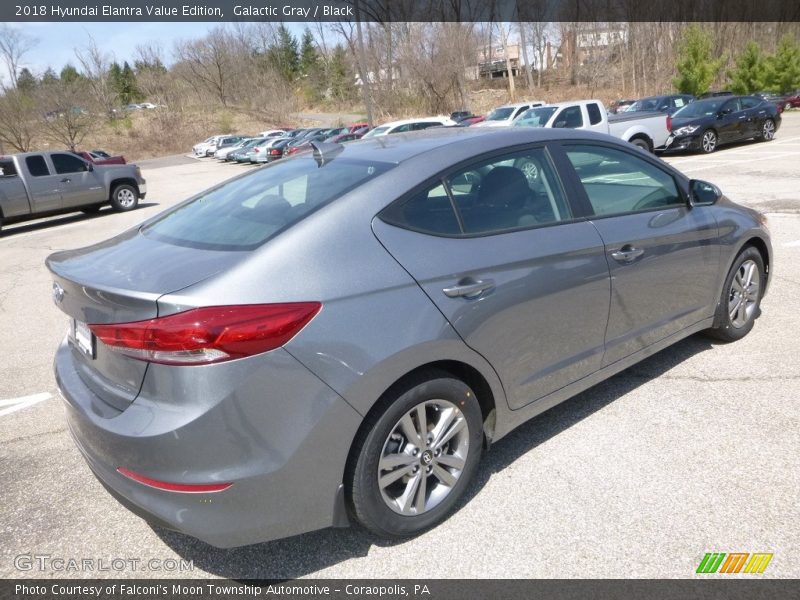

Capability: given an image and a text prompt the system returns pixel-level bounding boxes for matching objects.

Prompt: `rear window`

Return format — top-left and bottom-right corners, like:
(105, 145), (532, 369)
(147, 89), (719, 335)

(26, 155), (50, 177)
(142, 156), (392, 251)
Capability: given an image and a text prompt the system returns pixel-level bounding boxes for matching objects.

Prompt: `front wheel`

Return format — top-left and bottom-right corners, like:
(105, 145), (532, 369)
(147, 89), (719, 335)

(629, 137), (651, 152)
(706, 246), (765, 342)
(700, 130), (718, 153)
(347, 371), (484, 538)
(110, 184), (138, 212)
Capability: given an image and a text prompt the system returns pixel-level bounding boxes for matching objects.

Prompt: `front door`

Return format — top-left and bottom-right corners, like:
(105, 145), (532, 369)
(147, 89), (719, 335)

(558, 143), (720, 365)
(50, 153), (106, 208)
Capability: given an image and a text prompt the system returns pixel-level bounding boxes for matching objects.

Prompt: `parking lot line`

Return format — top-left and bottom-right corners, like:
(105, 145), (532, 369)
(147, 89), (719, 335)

(664, 135), (800, 166)
(674, 151), (800, 174)
(0, 392), (52, 417)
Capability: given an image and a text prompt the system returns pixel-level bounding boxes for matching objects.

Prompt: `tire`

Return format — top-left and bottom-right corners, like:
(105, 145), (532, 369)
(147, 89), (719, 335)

(110, 184), (138, 212)
(630, 137), (651, 153)
(514, 157), (540, 182)
(757, 118), (776, 142)
(347, 370), (484, 538)
(705, 246), (765, 343)
(81, 204), (102, 214)
(700, 129), (718, 153)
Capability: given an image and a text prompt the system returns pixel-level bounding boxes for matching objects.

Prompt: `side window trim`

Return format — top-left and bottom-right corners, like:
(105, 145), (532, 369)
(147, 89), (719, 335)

(553, 141), (689, 219)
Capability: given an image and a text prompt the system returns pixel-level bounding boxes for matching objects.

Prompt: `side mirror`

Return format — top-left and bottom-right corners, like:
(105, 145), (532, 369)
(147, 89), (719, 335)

(689, 179), (721, 206)
(553, 121), (566, 128)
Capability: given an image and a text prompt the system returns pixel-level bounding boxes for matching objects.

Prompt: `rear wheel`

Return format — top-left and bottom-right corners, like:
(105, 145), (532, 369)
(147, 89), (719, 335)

(700, 130), (718, 153)
(347, 371), (483, 538)
(758, 118), (776, 142)
(110, 184), (138, 212)
(706, 246), (765, 342)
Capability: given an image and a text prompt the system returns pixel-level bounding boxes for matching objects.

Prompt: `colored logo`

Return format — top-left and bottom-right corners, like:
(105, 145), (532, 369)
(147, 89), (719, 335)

(696, 552), (773, 574)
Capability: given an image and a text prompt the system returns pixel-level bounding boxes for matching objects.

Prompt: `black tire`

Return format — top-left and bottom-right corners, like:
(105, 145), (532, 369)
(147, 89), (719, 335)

(630, 137), (651, 153)
(81, 204), (102, 214)
(700, 129), (718, 154)
(757, 118), (776, 142)
(110, 184), (139, 212)
(347, 370), (483, 538)
(705, 246), (765, 343)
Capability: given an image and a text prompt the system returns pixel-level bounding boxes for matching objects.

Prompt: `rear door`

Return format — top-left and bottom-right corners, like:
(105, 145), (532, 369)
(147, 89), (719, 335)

(23, 154), (62, 212)
(557, 142), (719, 365)
(717, 98), (745, 142)
(373, 145), (611, 409)
(50, 152), (106, 208)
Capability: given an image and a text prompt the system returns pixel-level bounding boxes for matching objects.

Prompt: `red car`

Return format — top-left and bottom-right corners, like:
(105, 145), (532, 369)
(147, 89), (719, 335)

(72, 149), (127, 165)
(348, 122), (369, 132)
(783, 91), (800, 109)
(457, 116), (485, 126)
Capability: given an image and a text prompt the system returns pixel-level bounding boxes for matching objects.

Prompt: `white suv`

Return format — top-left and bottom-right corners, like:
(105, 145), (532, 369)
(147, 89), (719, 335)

(473, 101), (546, 127)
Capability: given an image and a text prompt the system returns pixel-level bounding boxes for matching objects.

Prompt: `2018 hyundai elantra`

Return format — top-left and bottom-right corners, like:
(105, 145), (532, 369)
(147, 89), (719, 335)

(48, 127), (771, 547)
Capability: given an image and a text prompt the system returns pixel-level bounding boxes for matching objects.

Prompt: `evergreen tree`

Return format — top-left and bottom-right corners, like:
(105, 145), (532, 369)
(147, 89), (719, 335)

(727, 41), (765, 94)
(16, 67), (37, 94)
(299, 28), (319, 77)
(268, 25), (299, 82)
(41, 67), (59, 86)
(763, 34), (800, 94)
(673, 25), (725, 97)
(60, 64), (80, 84)
(328, 45), (352, 102)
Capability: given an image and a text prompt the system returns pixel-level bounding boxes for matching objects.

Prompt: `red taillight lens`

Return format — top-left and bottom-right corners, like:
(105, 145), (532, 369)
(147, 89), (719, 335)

(269, 148), (281, 155)
(666, 115), (672, 131)
(89, 303), (321, 366)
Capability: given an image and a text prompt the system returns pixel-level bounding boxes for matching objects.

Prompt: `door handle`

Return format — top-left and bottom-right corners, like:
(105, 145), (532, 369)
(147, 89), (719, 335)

(443, 278), (495, 299)
(60, 178), (71, 183)
(610, 245), (645, 263)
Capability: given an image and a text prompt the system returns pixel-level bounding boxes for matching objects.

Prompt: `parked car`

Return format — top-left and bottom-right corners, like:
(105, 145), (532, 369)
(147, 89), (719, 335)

(330, 132), (366, 143)
(257, 129), (289, 138)
(205, 135), (247, 157)
(71, 150), (127, 165)
(752, 91), (788, 113)
(192, 135), (232, 157)
(228, 138), (269, 163)
(625, 94), (694, 115)
(362, 117), (457, 137)
(250, 137), (291, 163)
(214, 137), (256, 160)
(609, 99), (636, 114)
(698, 91), (734, 99)
(450, 111), (474, 122)
(472, 101), (546, 127)
(665, 95), (781, 153)
(783, 90), (800, 109)
(124, 103), (142, 111)
(0, 151), (145, 232)
(351, 126), (372, 136)
(513, 99), (670, 152)
(349, 122), (369, 132)
(47, 127), (770, 547)
(457, 116), (485, 126)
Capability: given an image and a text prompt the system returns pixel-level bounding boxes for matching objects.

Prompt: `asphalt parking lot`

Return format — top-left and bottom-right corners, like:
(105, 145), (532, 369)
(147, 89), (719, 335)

(1, 116), (799, 579)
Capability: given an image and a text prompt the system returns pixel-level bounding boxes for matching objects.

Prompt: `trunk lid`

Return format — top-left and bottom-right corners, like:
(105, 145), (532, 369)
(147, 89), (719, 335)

(47, 228), (246, 411)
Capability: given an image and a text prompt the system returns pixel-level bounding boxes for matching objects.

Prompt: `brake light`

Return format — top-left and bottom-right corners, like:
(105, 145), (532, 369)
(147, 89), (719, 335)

(89, 303), (321, 365)
(270, 148), (281, 155)
(666, 115), (672, 131)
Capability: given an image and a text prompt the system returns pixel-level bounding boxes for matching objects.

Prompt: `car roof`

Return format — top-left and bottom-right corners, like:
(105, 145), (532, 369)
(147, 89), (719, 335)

(332, 126), (629, 164)
(377, 117), (448, 127)
(525, 100), (602, 110)
(495, 101), (546, 109)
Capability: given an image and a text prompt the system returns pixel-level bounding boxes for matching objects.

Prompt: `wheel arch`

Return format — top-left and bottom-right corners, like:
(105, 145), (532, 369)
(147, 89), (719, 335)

(712, 234), (771, 328)
(109, 177), (139, 198)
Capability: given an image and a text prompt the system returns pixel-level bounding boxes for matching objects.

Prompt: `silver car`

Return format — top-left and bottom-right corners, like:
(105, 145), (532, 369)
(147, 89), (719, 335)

(48, 128), (771, 547)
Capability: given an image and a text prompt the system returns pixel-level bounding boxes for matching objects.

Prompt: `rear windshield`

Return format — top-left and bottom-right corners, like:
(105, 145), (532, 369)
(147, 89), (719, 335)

(142, 156), (392, 251)
(486, 107), (515, 121)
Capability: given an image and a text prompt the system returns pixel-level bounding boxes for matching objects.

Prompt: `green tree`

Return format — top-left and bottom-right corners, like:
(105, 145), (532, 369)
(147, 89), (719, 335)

(673, 25), (725, 96)
(727, 41), (766, 94)
(41, 67), (58, 86)
(299, 28), (319, 77)
(16, 67), (36, 94)
(763, 34), (800, 93)
(327, 45), (352, 102)
(268, 25), (299, 82)
(60, 63), (80, 83)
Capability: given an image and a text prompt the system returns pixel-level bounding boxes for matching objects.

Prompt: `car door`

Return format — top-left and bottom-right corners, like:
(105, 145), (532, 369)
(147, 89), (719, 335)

(23, 154), (62, 213)
(553, 105), (584, 129)
(557, 143), (720, 365)
(716, 98), (745, 142)
(50, 153), (105, 208)
(739, 96), (763, 137)
(373, 146), (611, 409)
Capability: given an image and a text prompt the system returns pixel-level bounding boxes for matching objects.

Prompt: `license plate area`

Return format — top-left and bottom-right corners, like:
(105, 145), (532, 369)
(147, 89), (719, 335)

(71, 319), (95, 359)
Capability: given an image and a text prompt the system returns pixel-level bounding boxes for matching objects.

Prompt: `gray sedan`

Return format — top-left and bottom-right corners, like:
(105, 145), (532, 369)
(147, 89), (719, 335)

(47, 128), (771, 547)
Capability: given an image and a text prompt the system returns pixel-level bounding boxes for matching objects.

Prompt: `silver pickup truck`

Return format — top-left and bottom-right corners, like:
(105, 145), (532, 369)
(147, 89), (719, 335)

(0, 151), (146, 233)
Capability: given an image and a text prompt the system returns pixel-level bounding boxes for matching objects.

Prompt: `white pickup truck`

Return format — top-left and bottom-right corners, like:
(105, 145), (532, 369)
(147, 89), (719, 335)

(512, 99), (671, 152)
(0, 151), (146, 233)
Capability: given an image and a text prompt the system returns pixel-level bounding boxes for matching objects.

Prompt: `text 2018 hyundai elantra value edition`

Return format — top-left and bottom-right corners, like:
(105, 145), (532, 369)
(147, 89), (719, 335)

(48, 128), (771, 547)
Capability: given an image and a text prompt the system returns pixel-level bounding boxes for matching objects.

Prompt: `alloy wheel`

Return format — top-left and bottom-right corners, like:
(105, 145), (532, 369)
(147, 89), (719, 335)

(702, 131), (717, 153)
(728, 259), (760, 328)
(116, 188), (136, 208)
(762, 120), (775, 141)
(378, 399), (469, 516)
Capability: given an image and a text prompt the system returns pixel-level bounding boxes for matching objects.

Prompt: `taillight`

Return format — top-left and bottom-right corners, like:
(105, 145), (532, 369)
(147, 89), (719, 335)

(666, 115), (672, 131)
(89, 303), (321, 366)
(270, 148), (281, 155)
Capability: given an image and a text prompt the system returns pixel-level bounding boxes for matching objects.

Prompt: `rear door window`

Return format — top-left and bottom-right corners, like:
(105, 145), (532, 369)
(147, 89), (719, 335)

(587, 103), (603, 125)
(25, 155), (50, 177)
(51, 153), (89, 174)
(557, 106), (584, 128)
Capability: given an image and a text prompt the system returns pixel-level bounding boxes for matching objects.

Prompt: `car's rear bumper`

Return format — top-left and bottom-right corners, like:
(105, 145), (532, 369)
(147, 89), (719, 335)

(54, 338), (361, 548)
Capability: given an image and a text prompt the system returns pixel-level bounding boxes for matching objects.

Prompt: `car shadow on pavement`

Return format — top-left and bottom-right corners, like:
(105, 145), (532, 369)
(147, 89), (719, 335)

(0, 203), (159, 238)
(154, 334), (714, 579)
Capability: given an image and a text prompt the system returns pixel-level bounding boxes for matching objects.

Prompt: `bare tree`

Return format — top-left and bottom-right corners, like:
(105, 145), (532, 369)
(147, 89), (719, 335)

(173, 26), (244, 107)
(39, 79), (95, 150)
(0, 89), (39, 151)
(74, 35), (117, 119)
(0, 25), (37, 89)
